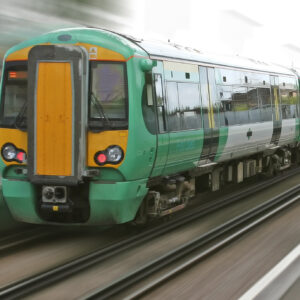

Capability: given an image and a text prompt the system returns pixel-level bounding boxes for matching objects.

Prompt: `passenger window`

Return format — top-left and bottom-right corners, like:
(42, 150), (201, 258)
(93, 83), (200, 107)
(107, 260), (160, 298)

(216, 71), (274, 125)
(247, 87), (260, 123)
(178, 83), (201, 130)
(280, 89), (292, 119)
(166, 82), (180, 131)
(232, 87), (249, 124)
(258, 87), (272, 121)
(279, 76), (298, 119)
(218, 85), (235, 126)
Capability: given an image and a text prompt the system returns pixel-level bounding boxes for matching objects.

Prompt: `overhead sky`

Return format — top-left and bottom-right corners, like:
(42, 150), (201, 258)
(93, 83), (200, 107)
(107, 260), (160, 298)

(0, 0), (299, 69)
(130, 0), (300, 68)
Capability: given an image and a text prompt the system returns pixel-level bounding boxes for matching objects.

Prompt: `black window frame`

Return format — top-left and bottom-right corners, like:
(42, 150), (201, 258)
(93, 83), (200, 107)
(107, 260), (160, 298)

(88, 61), (129, 131)
(0, 60), (28, 129)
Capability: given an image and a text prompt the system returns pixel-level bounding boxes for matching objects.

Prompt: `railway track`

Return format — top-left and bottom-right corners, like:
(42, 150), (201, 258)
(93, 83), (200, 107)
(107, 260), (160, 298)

(87, 185), (300, 300)
(0, 168), (299, 299)
(0, 227), (57, 254)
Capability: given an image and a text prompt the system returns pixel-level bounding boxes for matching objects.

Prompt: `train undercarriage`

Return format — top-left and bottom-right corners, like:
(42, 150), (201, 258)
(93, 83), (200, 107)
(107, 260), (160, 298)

(134, 143), (300, 224)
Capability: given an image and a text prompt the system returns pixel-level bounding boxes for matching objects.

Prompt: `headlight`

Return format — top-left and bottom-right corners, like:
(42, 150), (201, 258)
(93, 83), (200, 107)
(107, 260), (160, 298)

(94, 145), (124, 166)
(1, 143), (27, 163)
(106, 146), (123, 163)
(2, 144), (17, 161)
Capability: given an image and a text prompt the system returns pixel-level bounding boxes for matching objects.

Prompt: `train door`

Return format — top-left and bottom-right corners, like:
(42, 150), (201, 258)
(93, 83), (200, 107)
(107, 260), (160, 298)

(270, 75), (282, 145)
(150, 62), (169, 177)
(198, 66), (220, 164)
(27, 45), (88, 185)
(162, 61), (204, 175)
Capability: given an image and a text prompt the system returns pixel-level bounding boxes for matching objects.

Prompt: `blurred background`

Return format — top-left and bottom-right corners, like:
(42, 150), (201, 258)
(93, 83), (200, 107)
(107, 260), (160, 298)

(1, 0), (300, 73)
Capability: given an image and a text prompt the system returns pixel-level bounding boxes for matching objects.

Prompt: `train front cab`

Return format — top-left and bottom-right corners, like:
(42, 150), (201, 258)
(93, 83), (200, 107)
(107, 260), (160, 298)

(0, 37), (151, 225)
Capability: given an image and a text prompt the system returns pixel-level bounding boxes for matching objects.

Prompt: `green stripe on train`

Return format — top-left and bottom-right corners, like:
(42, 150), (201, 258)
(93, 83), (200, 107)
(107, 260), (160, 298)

(214, 126), (229, 161)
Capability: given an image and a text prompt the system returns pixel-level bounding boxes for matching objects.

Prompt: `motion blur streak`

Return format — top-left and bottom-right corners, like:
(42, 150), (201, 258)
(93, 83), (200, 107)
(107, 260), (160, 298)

(1, 0), (300, 72)
(0, 0), (135, 75)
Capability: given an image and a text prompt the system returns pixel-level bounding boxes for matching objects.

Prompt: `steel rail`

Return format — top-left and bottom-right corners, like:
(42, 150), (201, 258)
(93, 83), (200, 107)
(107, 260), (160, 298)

(0, 227), (56, 254)
(0, 167), (299, 299)
(85, 185), (300, 300)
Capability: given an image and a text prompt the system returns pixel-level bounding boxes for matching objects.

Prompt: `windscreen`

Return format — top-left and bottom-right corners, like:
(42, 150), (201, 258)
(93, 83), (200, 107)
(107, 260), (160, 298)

(89, 62), (128, 130)
(0, 62), (27, 129)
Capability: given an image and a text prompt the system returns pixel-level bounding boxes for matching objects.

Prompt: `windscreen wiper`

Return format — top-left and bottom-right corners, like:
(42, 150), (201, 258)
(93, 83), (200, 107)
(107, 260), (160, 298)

(14, 101), (27, 131)
(90, 92), (112, 128)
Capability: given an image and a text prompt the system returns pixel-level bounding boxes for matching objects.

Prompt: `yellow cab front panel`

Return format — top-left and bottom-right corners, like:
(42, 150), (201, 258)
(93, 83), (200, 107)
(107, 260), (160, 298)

(36, 62), (73, 176)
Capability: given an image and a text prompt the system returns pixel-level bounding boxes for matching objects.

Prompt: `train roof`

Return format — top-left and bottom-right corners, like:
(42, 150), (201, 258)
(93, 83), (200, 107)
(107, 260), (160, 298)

(3, 27), (146, 62)
(44, 28), (295, 77)
(134, 39), (295, 77)
(4, 27), (296, 78)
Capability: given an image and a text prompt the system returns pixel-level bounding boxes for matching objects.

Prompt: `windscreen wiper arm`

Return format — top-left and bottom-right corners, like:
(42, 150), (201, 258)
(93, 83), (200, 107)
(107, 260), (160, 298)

(14, 101), (27, 131)
(90, 92), (112, 128)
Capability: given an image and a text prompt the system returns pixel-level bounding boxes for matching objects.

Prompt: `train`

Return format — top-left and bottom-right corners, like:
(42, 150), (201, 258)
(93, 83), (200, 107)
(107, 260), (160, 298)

(0, 27), (299, 225)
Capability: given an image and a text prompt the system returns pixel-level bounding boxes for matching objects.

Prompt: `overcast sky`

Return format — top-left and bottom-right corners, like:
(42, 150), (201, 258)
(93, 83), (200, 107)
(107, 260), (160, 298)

(130, 0), (300, 68)
(0, 0), (299, 69)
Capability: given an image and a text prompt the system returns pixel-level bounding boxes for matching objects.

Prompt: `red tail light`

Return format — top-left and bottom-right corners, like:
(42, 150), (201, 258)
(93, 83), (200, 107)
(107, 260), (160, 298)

(16, 151), (26, 163)
(94, 146), (124, 166)
(96, 153), (107, 165)
(1, 143), (27, 163)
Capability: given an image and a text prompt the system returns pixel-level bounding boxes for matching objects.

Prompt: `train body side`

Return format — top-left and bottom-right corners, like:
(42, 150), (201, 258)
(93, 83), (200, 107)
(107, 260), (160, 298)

(147, 60), (300, 179)
(0, 28), (299, 225)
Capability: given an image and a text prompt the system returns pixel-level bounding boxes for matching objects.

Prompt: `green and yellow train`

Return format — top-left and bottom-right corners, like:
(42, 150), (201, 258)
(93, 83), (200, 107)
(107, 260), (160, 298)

(0, 27), (299, 225)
